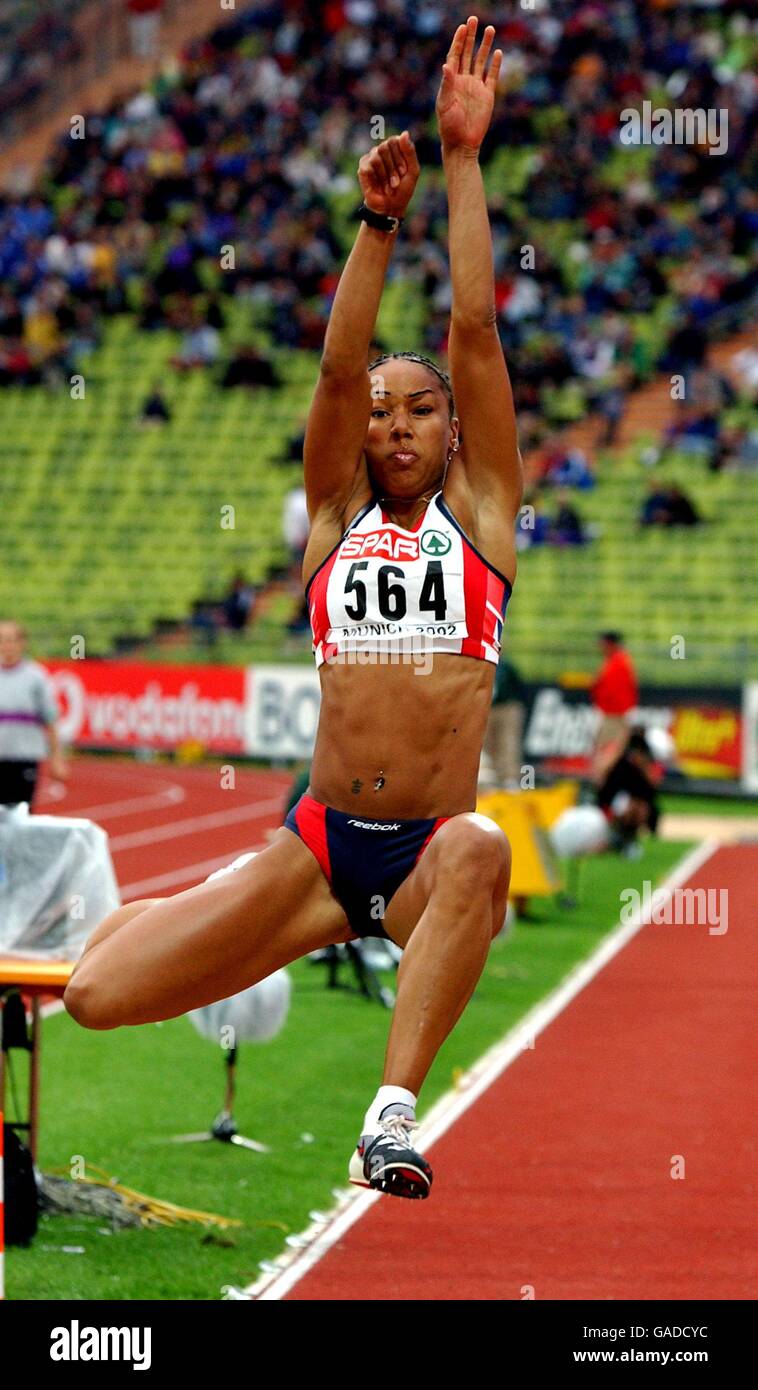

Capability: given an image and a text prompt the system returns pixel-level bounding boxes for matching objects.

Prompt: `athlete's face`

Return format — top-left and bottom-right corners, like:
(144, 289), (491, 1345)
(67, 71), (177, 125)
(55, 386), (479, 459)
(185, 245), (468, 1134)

(364, 360), (459, 497)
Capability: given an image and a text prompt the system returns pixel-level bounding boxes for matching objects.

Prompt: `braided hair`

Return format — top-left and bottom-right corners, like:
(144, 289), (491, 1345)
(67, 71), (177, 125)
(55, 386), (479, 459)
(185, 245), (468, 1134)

(368, 351), (456, 420)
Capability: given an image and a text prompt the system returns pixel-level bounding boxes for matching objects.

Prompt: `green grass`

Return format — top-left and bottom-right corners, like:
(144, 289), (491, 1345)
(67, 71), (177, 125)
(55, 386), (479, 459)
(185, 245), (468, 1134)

(661, 794), (757, 818)
(8, 836), (691, 1300)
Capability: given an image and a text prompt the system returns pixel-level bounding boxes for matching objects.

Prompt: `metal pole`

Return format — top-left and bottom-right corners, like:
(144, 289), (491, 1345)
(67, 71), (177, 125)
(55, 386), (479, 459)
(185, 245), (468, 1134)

(30, 997), (41, 1166)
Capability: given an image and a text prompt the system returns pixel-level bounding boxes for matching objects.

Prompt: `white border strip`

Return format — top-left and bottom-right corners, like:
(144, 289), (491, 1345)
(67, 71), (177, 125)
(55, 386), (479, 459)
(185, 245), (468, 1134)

(246, 837), (718, 1301)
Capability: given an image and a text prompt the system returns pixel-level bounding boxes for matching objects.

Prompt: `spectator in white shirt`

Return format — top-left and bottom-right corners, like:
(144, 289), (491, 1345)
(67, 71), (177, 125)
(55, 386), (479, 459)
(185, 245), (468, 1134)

(0, 621), (68, 807)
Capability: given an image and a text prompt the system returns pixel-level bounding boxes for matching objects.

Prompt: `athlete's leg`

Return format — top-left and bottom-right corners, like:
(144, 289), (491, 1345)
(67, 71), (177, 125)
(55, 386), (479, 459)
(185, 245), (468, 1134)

(379, 813), (511, 1096)
(75, 898), (164, 955)
(63, 826), (352, 1030)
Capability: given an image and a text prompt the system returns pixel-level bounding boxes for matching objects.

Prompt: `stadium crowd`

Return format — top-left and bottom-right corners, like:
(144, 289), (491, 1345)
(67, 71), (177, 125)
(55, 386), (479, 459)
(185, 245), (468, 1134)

(0, 3), (83, 132)
(0, 0), (756, 542)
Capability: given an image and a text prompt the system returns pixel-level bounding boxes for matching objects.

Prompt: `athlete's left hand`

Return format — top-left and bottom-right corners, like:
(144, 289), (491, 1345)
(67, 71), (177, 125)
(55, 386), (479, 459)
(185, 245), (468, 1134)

(435, 16), (502, 154)
(357, 131), (420, 220)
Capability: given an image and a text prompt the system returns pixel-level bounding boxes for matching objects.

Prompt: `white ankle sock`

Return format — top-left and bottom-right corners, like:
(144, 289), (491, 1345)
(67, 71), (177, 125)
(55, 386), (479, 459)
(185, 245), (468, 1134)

(363, 1084), (417, 1133)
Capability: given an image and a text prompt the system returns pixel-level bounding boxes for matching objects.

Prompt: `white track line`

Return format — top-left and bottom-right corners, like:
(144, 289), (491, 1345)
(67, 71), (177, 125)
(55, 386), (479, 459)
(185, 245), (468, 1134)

(109, 797), (284, 852)
(246, 837), (718, 1301)
(120, 845), (268, 898)
(58, 786), (187, 821)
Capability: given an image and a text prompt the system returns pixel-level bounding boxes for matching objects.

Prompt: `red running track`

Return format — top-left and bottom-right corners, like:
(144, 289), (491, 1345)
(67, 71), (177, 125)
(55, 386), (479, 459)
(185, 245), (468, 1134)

(282, 844), (758, 1301)
(36, 755), (291, 900)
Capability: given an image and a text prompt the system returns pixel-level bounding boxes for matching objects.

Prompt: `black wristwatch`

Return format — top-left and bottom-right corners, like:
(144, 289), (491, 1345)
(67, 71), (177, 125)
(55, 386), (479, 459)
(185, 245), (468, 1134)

(357, 201), (403, 233)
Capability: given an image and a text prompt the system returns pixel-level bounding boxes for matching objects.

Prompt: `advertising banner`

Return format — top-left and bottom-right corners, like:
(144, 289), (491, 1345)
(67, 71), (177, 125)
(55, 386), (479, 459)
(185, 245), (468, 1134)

(243, 664), (321, 761)
(43, 660), (751, 790)
(45, 660), (248, 754)
(522, 683), (743, 783)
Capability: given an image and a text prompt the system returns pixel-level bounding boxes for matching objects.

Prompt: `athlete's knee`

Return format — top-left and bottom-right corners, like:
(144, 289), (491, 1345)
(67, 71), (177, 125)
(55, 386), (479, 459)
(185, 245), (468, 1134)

(434, 813), (511, 905)
(63, 959), (122, 1030)
(64, 974), (116, 1030)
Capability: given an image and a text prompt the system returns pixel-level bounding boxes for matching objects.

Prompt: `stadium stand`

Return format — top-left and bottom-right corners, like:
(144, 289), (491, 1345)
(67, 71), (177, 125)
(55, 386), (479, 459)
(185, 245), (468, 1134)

(0, 2), (85, 134)
(1, 0), (756, 682)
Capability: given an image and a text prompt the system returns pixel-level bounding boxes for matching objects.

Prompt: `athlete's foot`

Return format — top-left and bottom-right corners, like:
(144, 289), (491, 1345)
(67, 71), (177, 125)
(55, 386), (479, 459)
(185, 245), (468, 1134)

(348, 1104), (433, 1200)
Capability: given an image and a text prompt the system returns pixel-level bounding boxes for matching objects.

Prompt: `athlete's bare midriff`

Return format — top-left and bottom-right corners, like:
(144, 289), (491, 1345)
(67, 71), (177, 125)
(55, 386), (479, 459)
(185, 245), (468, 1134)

(308, 653), (496, 818)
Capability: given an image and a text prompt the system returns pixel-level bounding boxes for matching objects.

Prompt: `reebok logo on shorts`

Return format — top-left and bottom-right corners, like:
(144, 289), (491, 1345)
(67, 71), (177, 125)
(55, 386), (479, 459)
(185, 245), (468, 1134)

(347, 819), (401, 831)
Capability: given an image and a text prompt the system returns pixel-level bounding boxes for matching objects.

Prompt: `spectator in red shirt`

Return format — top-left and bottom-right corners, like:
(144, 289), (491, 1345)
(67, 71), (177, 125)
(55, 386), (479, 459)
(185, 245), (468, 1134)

(590, 631), (639, 782)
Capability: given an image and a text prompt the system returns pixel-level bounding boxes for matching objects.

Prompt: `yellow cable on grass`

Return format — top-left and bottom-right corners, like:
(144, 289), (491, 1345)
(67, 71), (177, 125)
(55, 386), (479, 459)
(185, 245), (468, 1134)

(44, 1162), (243, 1230)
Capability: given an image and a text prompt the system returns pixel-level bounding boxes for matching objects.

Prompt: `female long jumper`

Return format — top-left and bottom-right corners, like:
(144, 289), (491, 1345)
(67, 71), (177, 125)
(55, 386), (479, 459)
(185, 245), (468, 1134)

(65, 17), (523, 1201)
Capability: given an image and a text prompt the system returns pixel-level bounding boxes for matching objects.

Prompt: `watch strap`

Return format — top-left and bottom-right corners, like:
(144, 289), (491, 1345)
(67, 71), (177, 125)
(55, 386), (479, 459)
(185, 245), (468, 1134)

(357, 201), (402, 233)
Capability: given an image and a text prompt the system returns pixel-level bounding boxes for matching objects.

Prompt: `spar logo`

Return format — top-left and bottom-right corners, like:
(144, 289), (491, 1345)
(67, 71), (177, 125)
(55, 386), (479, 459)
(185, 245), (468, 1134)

(339, 530), (420, 560)
(420, 530), (451, 556)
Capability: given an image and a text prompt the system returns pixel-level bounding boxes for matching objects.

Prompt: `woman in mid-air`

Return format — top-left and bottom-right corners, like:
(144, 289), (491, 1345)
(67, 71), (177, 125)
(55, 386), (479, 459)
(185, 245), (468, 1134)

(65, 16), (522, 1201)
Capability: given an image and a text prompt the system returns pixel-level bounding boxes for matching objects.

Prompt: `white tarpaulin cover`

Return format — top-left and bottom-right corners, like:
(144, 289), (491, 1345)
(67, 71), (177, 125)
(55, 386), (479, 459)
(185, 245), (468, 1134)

(187, 973), (291, 1045)
(0, 804), (120, 959)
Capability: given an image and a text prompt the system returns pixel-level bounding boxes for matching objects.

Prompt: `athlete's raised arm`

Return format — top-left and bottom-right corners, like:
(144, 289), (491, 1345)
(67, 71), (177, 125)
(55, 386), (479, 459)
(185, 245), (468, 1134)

(303, 132), (420, 521)
(437, 17), (523, 516)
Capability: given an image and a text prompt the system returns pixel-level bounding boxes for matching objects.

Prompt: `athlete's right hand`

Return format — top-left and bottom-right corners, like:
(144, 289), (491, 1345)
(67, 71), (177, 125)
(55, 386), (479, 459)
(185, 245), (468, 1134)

(357, 131), (420, 221)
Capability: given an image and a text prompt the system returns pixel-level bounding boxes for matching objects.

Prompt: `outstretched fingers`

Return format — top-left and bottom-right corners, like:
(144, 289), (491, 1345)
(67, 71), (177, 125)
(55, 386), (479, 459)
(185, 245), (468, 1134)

(486, 45), (502, 89)
(446, 17), (501, 85)
(446, 21), (467, 74)
(474, 23), (496, 78)
(461, 14), (477, 72)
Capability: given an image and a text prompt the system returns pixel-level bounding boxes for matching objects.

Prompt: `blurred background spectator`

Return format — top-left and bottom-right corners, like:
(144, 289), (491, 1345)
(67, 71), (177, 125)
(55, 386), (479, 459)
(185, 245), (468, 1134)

(0, 618), (67, 806)
(138, 384), (171, 425)
(551, 489), (587, 547)
(596, 729), (661, 857)
(639, 481), (701, 529)
(189, 597), (219, 649)
(220, 344), (280, 390)
(282, 484), (309, 575)
(125, 0), (163, 60)
(221, 572), (255, 633)
(483, 653), (527, 790)
(170, 309), (221, 371)
(590, 631), (639, 782)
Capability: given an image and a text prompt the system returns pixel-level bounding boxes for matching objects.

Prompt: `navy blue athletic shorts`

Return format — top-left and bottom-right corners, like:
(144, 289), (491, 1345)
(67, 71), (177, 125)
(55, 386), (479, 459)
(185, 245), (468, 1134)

(284, 792), (449, 941)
